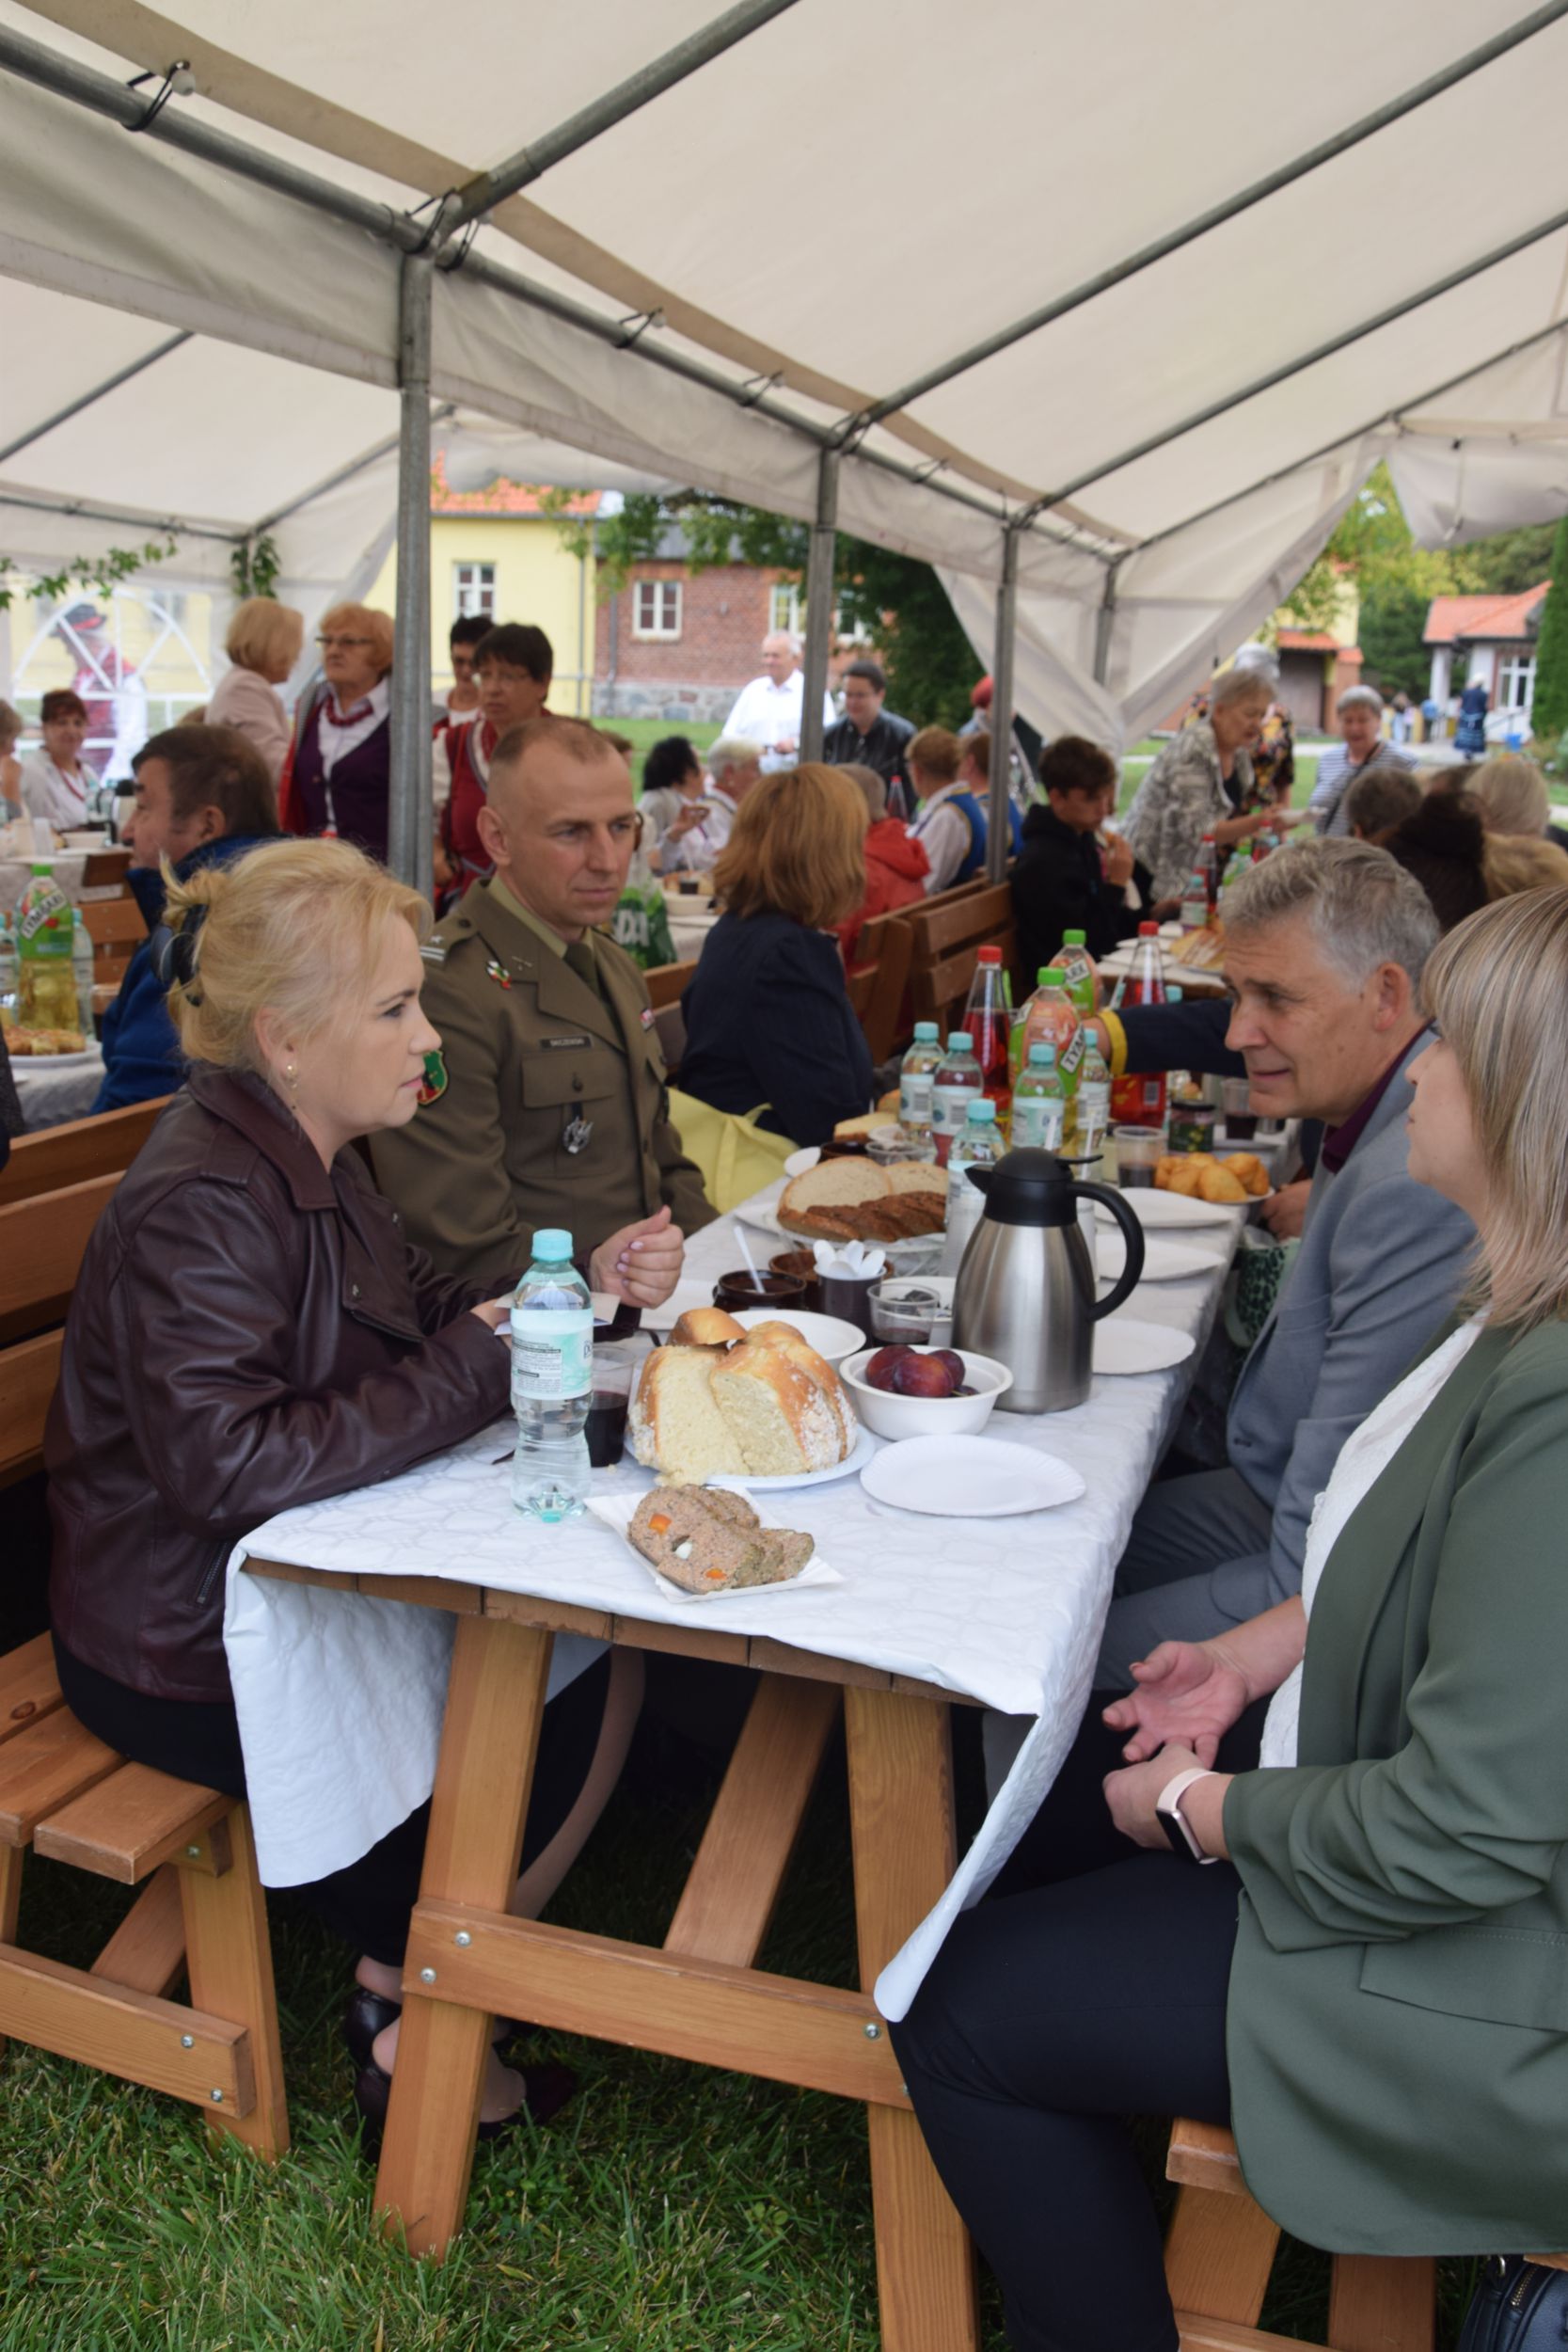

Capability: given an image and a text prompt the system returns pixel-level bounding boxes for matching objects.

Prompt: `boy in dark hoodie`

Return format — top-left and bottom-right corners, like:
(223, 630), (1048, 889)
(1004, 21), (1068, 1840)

(92, 724), (280, 1112)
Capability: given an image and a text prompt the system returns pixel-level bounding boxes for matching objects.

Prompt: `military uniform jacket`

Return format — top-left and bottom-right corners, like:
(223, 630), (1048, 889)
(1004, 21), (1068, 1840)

(1225, 1318), (1568, 2254)
(370, 881), (714, 1285)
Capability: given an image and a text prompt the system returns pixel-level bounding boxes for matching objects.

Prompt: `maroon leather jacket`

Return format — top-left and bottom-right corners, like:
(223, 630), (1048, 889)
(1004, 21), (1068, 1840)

(47, 1067), (513, 1702)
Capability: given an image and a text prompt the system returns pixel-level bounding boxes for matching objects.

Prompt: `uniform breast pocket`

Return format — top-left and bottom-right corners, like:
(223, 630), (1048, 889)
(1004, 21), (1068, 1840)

(519, 1051), (619, 1157)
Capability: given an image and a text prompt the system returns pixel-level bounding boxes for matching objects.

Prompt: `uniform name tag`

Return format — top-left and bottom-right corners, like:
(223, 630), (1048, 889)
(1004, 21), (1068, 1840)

(542, 1034), (591, 1050)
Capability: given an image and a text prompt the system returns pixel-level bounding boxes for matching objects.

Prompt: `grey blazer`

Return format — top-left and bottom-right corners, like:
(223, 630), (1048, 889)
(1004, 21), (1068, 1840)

(1219, 1030), (1475, 1615)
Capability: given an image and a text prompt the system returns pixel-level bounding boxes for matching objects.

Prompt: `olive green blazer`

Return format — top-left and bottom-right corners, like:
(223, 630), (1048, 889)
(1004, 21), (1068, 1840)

(1224, 1317), (1568, 2255)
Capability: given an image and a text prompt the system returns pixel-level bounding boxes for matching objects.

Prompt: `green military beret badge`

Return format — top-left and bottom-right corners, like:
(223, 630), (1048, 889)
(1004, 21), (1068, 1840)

(417, 1049), (448, 1105)
(485, 958), (513, 990)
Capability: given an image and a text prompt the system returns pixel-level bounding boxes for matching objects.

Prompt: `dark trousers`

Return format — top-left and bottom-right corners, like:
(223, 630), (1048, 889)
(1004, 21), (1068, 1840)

(890, 1691), (1264, 2352)
(53, 1638), (610, 1966)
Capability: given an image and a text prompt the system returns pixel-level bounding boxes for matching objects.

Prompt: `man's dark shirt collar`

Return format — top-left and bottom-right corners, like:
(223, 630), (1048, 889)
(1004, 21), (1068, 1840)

(1320, 1027), (1429, 1173)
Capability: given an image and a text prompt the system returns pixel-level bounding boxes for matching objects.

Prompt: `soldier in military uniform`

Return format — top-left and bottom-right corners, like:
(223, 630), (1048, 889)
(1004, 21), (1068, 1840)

(372, 715), (713, 1295)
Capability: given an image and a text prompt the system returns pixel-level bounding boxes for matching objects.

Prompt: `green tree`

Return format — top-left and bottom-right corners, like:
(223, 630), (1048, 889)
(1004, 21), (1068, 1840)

(1528, 513), (1568, 744)
(1356, 580), (1433, 699)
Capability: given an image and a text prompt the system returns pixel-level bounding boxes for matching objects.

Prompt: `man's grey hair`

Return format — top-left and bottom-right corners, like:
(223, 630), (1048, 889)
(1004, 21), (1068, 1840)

(708, 735), (766, 775)
(1210, 663), (1275, 711)
(1223, 837), (1437, 988)
(762, 629), (801, 659)
(1337, 683), (1385, 717)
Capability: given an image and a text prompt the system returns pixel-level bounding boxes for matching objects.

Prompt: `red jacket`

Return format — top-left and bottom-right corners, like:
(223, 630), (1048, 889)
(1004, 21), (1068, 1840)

(838, 818), (929, 964)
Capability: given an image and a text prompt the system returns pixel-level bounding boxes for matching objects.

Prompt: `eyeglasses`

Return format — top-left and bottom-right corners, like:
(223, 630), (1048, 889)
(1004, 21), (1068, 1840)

(316, 633), (373, 650)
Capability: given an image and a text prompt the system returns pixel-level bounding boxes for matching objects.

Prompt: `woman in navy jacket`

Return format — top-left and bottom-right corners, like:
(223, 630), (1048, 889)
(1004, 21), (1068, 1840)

(678, 763), (874, 1147)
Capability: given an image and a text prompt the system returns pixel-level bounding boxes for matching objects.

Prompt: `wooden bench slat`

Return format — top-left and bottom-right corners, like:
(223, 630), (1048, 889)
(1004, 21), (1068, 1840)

(91, 1866), (186, 1997)
(0, 1098), (168, 1209)
(0, 1329), (64, 1486)
(0, 1631), (63, 1745)
(36, 1763), (230, 1885)
(0, 1943), (252, 2113)
(0, 1709), (122, 1845)
(1168, 2116), (1247, 2194)
(0, 1172), (120, 1344)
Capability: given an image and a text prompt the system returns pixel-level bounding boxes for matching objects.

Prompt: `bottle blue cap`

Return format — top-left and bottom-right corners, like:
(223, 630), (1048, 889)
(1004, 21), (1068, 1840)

(533, 1229), (573, 1259)
(946, 1032), (971, 1052)
(1027, 1043), (1055, 1065)
(913, 1021), (940, 1041)
(967, 1099), (997, 1120)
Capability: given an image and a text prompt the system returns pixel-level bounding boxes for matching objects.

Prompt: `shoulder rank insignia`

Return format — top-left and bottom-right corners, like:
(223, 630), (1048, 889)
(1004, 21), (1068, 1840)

(420, 943), (447, 965)
(417, 1050), (448, 1104)
(485, 958), (513, 990)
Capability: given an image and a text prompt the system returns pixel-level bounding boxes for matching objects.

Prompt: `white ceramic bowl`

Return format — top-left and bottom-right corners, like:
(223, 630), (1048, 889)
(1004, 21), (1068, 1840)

(730, 1306), (865, 1365)
(839, 1346), (1012, 1438)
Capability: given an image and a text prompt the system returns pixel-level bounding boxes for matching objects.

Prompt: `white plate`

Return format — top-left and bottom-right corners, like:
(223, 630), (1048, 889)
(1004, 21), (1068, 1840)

(585, 1488), (845, 1604)
(739, 1202), (943, 1267)
(783, 1146), (821, 1179)
(1096, 1232), (1216, 1284)
(1092, 1317), (1197, 1375)
(10, 1046), (97, 1069)
(1096, 1188), (1240, 1230)
(730, 1306), (865, 1363)
(860, 1434), (1085, 1518)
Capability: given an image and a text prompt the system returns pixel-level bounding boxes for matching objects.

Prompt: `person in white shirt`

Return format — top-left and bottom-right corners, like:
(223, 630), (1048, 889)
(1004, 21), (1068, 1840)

(722, 632), (834, 773)
(907, 728), (975, 892)
(656, 738), (764, 872)
(18, 688), (98, 830)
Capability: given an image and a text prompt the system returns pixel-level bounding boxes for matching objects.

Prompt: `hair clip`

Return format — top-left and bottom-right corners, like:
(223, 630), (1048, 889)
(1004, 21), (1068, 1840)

(151, 902), (208, 999)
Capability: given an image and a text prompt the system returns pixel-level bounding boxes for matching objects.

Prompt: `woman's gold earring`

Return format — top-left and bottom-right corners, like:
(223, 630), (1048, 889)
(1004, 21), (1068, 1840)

(284, 1062), (298, 1089)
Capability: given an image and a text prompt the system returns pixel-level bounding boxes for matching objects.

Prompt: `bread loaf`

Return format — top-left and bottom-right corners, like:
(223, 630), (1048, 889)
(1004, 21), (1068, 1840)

(670, 1307), (747, 1348)
(629, 1318), (856, 1482)
(778, 1158), (944, 1242)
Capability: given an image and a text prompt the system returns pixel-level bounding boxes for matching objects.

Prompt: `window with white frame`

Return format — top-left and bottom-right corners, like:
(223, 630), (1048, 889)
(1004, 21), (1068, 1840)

(453, 563), (496, 621)
(1498, 652), (1535, 711)
(633, 579), (682, 640)
(768, 583), (803, 638)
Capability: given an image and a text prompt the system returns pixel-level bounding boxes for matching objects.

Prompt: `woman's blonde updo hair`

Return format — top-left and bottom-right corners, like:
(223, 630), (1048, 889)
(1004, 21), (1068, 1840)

(163, 837), (429, 1073)
(1421, 884), (1568, 1331)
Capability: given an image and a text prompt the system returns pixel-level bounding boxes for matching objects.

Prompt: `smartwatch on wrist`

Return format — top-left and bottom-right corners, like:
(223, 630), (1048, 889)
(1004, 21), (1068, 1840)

(1156, 1766), (1219, 1865)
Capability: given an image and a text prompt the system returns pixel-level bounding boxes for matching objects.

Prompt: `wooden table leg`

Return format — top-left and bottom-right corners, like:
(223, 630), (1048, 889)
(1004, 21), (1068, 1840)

(375, 1614), (553, 2257)
(845, 1686), (978, 2352)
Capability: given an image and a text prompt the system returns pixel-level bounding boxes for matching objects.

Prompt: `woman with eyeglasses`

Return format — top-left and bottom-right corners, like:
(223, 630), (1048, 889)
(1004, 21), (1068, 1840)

(280, 603), (395, 865)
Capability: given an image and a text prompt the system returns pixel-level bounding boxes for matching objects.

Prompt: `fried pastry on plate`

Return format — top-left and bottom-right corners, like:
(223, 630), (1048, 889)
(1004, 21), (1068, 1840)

(1197, 1161), (1249, 1203)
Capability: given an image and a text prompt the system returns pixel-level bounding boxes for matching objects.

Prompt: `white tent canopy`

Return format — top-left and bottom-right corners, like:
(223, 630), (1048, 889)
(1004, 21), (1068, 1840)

(5, 0), (1568, 777)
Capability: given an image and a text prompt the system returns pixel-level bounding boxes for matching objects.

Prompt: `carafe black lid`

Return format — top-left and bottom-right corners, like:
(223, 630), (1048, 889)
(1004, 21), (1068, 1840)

(966, 1147), (1079, 1227)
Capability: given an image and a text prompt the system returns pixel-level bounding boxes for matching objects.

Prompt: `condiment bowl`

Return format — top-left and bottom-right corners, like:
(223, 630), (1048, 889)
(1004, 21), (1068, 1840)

(839, 1346), (1012, 1439)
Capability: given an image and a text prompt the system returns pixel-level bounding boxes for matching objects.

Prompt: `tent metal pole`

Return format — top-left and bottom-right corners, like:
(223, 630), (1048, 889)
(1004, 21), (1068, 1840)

(0, 485), (236, 545)
(844, 0), (1568, 433)
(1092, 561), (1122, 688)
(986, 525), (1019, 885)
(0, 24), (422, 249)
(0, 332), (192, 466)
(448, 0), (799, 227)
(798, 448), (838, 763)
(388, 251), (434, 898)
(1023, 197), (1568, 526)
(1127, 312), (1568, 564)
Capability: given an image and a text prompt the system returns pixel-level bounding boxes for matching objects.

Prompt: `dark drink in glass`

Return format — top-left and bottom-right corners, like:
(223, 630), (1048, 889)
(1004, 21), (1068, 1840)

(586, 1390), (630, 1469)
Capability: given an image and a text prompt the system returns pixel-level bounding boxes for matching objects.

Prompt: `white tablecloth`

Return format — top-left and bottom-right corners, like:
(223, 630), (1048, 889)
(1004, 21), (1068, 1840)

(226, 1177), (1238, 2018)
(15, 1043), (104, 1130)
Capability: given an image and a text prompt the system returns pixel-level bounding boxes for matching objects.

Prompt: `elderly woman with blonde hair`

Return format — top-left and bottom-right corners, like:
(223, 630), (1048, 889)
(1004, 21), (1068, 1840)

(280, 600), (397, 865)
(46, 837), (634, 2148)
(1122, 665), (1295, 904)
(1466, 749), (1568, 851)
(205, 596), (305, 783)
(678, 762), (874, 1145)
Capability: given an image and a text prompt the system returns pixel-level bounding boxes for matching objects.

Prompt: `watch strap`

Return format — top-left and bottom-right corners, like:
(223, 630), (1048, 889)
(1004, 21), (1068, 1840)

(1158, 1766), (1218, 1864)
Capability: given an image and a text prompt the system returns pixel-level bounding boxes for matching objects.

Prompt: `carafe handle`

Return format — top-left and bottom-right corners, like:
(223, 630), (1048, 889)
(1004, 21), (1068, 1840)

(1070, 1181), (1145, 1320)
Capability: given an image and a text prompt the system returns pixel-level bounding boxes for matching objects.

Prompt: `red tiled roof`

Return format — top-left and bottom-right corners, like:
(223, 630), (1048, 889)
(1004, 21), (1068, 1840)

(1424, 582), (1549, 645)
(1276, 628), (1343, 651)
(429, 454), (602, 518)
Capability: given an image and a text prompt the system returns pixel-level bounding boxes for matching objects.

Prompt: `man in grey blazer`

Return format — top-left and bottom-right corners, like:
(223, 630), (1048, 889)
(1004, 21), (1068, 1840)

(1098, 839), (1475, 1685)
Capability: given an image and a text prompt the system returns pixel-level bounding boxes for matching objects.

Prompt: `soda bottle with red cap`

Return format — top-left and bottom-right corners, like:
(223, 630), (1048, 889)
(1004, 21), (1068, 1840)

(1108, 922), (1168, 1127)
(958, 943), (1013, 1118)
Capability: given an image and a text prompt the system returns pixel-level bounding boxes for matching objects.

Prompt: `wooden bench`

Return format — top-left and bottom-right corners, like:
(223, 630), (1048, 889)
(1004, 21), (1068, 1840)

(898, 881), (1018, 1036)
(0, 1097), (169, 1209)
(846, 907), (915, 1065)
(0, 1658), (287, 2154)
(80, 895), (146, 980)
(0, 1172), (121, 1346)
(1164, 2118), (1436, 2350)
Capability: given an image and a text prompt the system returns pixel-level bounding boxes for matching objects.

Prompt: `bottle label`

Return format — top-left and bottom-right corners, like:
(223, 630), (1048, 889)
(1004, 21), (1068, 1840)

(18, 887), (71, 956)
(1058, 1026), (1086, 1079)
(1059, 949), (1093, 993)
(899, 1072), (934, 1123)
(931, 1082), (974, 1136)
(1013, 1096), (1065, 1151)
(510, 1305), (593, 1402)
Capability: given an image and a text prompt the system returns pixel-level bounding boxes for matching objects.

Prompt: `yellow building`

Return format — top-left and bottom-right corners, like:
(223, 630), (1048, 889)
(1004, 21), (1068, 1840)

(365, 467), (599, 712)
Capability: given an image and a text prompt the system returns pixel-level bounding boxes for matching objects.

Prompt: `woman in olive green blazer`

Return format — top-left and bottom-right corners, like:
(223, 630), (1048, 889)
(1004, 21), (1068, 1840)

(894, 885), (1568, 2352)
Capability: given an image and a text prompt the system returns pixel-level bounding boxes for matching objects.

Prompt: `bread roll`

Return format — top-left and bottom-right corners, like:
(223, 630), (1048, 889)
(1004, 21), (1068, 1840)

(1197, 1162), (1248, 1203)
(832, 1113), (900, 1142)
(670, 1307), (747, 1349)
(1221, 1152), (1269, 1198)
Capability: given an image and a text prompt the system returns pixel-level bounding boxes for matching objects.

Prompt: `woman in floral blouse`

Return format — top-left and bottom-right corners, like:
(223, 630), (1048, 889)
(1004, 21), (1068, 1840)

(1123, 667), (1290, 903)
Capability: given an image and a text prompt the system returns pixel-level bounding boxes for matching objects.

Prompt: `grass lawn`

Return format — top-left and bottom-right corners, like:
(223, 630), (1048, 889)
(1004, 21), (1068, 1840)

(0, 1691), (1485, 2349)
(1118, 740), (1323, 816)
(602, 717), (723, 790)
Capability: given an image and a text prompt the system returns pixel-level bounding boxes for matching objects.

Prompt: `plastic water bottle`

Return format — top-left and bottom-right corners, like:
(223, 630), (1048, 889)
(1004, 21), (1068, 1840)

(71, 908), (95, 1039)
(897, 1021), (943, 1136)
(1179, 867), (1210, 931)
(941, 1098), (1004, 1277)
(510, 1229), (594, 1522)
(0, 918), (18, 1034)
(930, 1031), (983, 1168)
(1076, 1027), (1112, 1178)
(1011, 1042), (1066, 1151)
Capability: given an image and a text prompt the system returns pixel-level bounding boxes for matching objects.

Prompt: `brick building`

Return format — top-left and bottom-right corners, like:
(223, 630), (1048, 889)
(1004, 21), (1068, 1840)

(593, 526), (855, 725)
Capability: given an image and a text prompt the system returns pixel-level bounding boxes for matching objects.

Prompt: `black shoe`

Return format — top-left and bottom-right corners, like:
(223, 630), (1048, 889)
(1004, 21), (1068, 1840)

(343, 1988), (402, 2070)
(352, 2054), (578, 2156)
(344, 1989), (531, 2070)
